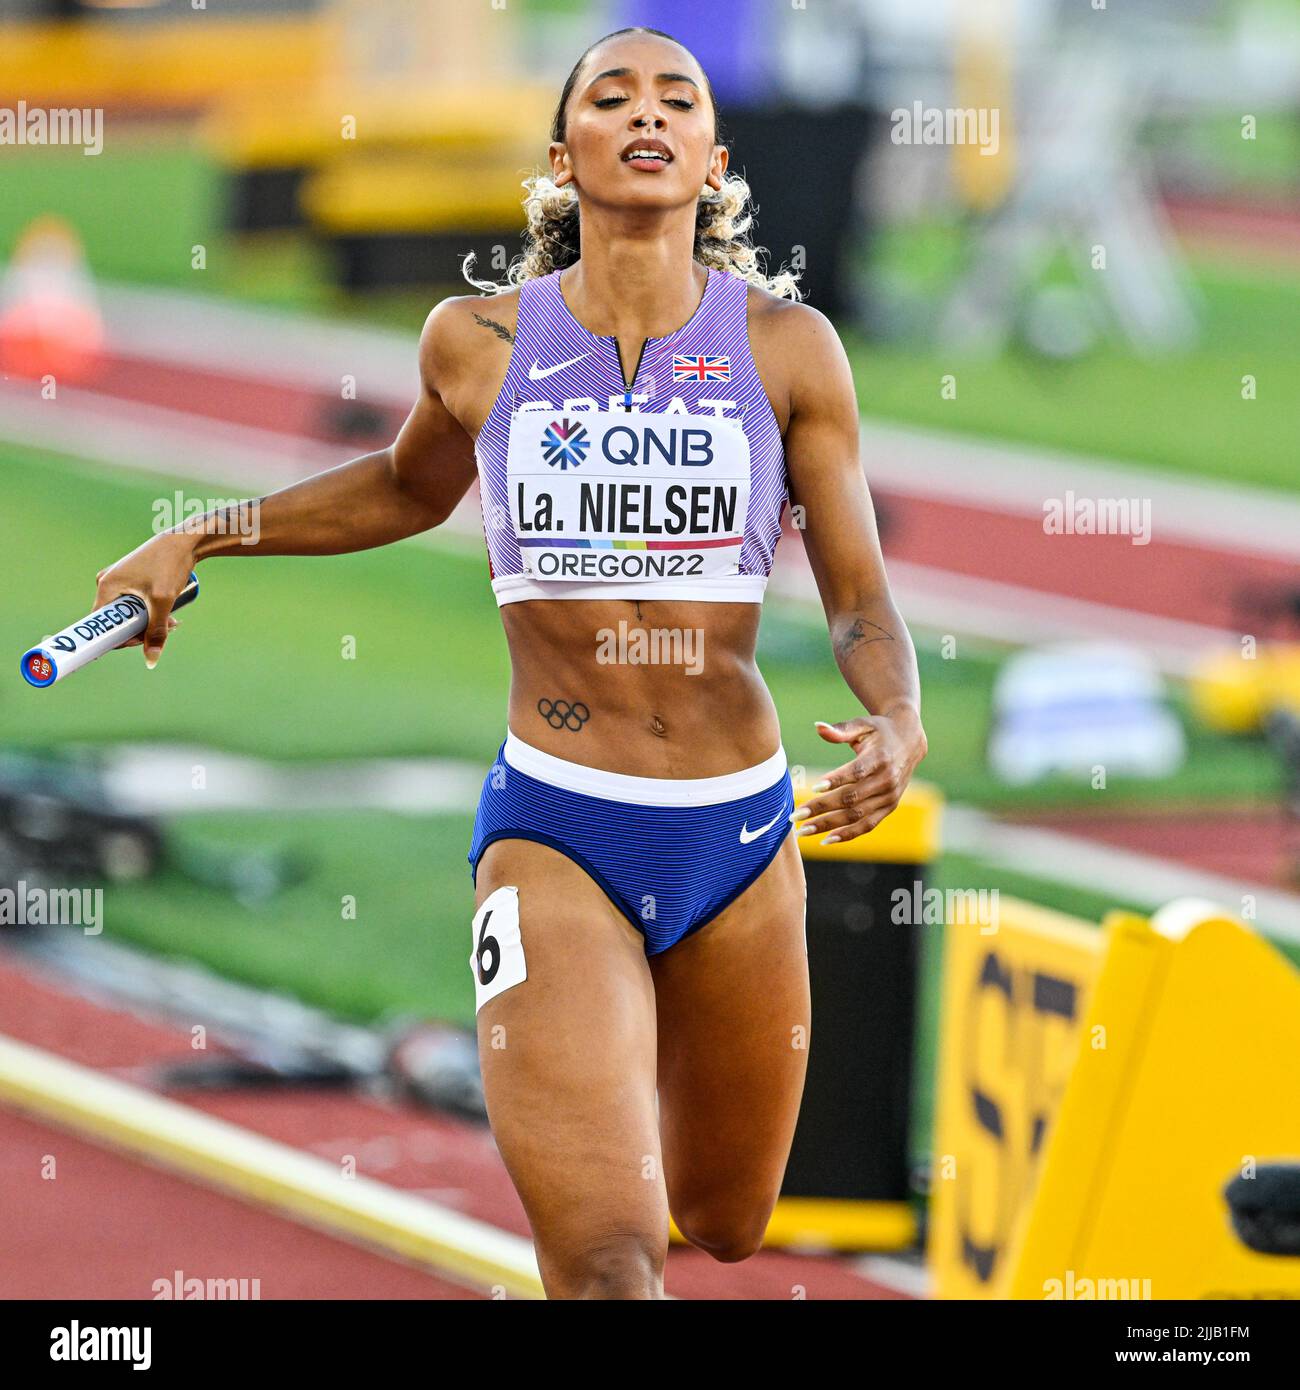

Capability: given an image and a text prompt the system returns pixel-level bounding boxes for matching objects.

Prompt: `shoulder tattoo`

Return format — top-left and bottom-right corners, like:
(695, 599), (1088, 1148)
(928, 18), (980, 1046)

(473, 313), (515, 344)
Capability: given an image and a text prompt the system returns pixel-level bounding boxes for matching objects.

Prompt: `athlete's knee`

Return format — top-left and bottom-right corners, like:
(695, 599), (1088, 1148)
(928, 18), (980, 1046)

(674, 1204), (769, 1264)
(544, 1230), (666, 1300)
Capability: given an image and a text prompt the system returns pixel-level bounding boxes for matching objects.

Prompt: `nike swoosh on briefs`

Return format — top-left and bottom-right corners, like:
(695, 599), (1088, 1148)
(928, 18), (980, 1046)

(738, 809), (789, 845)
(528, 353), (590, 380)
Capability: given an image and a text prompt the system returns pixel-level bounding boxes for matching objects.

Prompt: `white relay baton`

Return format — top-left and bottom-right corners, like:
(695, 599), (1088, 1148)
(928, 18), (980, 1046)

(20, 573), (200, 688)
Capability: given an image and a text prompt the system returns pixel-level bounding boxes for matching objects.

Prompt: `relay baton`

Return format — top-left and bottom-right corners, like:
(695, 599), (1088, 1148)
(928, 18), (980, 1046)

(20, 573), (199, 688)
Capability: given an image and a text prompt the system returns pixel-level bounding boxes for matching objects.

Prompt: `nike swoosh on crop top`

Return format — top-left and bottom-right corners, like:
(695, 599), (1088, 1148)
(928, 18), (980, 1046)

(473, 264), (788, 606)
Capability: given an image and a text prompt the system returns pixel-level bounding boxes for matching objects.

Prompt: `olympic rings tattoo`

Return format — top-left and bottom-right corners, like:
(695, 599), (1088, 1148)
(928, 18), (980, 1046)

(537, 698), (590, 732)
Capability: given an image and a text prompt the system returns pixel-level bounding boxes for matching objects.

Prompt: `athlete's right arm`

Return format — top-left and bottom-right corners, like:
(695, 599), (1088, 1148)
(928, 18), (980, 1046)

(93, 298), (485, 664)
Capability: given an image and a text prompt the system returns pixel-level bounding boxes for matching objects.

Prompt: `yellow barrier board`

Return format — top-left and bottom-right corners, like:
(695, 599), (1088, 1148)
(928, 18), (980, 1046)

(1005, 903), (1300, 1299)
(792, 778), (943, 865)
(0, 20), (325, 105)
(764, 1198), (917, 1251)
(929, 897), (1105, 1298)
(672, 1199), (916, 1253)
(1189, 642), (1300, 734)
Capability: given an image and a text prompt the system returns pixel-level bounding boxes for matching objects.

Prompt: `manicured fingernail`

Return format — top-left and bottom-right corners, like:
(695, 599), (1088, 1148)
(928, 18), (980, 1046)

(793, 806), (811, 820)
(812, 780), (830, 793)
(145, 652), (159, 669)
(822, 835), (841, 846)
(798, 824), (818, 836)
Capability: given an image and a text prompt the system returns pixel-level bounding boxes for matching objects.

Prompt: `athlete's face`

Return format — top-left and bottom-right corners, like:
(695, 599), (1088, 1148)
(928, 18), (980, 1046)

(551, 35), (727, 210)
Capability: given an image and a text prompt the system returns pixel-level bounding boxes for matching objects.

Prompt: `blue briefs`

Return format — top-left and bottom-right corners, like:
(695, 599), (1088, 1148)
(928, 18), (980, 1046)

(468, 731), (794, 955)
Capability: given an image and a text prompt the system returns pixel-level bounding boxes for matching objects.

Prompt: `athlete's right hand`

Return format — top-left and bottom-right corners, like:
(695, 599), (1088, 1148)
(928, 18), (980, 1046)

(94, 531), (198, 668)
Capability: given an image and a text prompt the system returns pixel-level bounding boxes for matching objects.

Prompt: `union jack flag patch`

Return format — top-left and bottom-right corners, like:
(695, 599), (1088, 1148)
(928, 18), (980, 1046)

(673, 354), (731, 382)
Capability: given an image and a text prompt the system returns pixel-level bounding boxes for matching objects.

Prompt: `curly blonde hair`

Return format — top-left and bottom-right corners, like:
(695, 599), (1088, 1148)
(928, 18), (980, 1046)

(462, 27), (802, 301)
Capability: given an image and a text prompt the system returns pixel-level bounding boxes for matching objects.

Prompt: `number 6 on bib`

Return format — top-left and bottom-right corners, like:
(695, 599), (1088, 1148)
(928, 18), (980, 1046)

(470, 885), (527, 1013)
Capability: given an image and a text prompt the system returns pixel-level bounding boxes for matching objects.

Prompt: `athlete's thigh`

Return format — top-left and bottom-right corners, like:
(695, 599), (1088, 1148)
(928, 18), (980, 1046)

(473, 839), (667, 1289)
(649, 834), (810, 1240)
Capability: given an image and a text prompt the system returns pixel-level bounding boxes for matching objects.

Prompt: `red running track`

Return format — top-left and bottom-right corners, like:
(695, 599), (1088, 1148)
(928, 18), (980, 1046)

(0, 1109), (476, 1300)
(0, 951), (906, 1301)
(1019, 806), (1300, 889)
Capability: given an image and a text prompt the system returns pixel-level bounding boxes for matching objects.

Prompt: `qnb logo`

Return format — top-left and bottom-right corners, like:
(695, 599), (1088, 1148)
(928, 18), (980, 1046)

(540, 418), (590, 470)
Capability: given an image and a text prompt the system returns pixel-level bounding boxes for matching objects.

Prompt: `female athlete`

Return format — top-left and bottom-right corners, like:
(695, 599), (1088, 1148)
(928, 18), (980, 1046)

(96, 27), (927, 1299)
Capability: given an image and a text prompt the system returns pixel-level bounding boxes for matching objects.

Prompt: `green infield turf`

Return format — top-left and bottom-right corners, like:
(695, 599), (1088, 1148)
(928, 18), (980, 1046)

(851, 224), (1300, 494)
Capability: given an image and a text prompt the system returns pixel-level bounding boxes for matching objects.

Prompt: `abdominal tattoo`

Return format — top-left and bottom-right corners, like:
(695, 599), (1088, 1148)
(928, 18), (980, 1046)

(834, 616), (895, 661)
(473, 313), (515, 344)
(537, 698), (590, 733)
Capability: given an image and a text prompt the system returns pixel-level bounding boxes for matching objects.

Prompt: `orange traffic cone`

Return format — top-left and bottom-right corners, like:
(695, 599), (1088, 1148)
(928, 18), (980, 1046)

(0, 214), (106, 385)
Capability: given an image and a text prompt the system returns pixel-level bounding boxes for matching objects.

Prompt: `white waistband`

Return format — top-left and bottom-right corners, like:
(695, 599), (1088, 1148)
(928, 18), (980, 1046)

(492, 573), (768, 606)
(503, 730), (787, 806)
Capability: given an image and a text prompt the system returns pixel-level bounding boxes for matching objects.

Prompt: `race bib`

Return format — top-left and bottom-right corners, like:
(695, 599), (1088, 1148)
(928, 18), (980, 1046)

(470, 886), (526, 1013)
(505, 409), (751, 584)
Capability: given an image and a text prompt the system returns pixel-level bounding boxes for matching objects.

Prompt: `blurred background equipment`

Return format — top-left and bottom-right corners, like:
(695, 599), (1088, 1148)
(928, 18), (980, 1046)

(1190, 639), (1300, 734)
(928, 894), (1105, 1297)
(211, 0), (554, 289)
(0, 749), (163, 897)
(932, 899), (1300, 1298)
(764, 780), (943, 1252)
(998, 901), (1300, 1299)
(0, 748), (311, 921)
(1225, 1162), (1300, 1258)
(611, 0), (884, 319)
(988, 643), (1187, 785)
(384, 1019), (486, 1122)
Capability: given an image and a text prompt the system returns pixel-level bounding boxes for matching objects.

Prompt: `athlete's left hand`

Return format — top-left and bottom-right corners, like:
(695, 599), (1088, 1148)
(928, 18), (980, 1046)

(795, 710), (928, 845)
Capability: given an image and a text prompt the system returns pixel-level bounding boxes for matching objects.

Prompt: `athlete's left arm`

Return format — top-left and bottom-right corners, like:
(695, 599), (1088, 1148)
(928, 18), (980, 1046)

(779, 303), (927, 843)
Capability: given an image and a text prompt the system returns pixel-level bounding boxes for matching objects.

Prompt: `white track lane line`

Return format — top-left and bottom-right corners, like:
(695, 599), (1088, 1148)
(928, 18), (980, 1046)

(0, 1032), (544, 1299)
